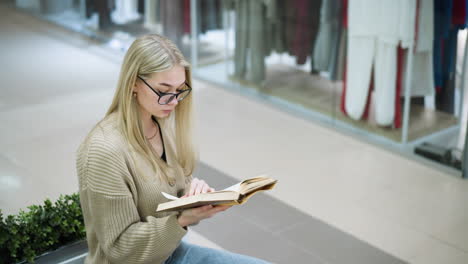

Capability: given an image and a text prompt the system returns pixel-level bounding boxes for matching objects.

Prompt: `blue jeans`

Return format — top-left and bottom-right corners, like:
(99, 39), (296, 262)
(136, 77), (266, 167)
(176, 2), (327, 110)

(164, 241), (270, 264)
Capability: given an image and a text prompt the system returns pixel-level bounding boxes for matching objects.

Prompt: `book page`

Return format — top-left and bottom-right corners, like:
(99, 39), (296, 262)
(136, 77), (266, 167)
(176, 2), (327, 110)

(240, 178), (277, 194)
(157, 191), (241, 212)
(162, 192), (179, 200)
(222, 182), (241, 192)
(162, 183), (242, 200)
(160, 175), (272, 201)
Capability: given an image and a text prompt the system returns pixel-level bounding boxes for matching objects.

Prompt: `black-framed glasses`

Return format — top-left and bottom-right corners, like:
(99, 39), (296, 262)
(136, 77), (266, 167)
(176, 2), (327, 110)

(137, 76), (192, 105)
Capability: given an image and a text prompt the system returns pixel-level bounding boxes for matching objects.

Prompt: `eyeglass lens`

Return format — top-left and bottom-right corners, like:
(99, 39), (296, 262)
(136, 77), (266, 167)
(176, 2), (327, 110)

(159, 89), (190, 105)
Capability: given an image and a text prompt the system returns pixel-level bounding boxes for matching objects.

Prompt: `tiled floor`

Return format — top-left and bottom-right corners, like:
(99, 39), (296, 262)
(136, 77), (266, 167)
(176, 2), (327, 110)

(191, 163), (406, 264)
(1, 3), (468, 264)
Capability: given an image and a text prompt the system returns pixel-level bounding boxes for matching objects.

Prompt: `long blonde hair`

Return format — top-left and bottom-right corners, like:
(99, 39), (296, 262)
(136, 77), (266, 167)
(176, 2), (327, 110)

(106, 34), (196, 183)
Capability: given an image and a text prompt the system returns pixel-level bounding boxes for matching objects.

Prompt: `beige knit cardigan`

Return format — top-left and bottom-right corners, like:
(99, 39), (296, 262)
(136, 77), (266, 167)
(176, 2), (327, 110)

(76, 113), (191, 264)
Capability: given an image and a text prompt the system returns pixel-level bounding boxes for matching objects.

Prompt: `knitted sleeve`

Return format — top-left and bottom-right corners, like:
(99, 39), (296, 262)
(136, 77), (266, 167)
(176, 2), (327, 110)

(78, 136), (187, 263)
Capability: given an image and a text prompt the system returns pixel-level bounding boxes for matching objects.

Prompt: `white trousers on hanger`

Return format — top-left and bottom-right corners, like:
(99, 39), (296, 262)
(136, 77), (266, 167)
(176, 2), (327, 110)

(346, 37), (397, 126)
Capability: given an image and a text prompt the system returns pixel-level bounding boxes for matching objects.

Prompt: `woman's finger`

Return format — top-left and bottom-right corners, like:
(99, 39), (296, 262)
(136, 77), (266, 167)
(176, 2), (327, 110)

(190, 205), (212, 215)
(201, 183), (209, 194)
(189, 178), (199, 196)
(205, 205), (230, 217)
(185, 178), (213, 197)
(214, 205), (232, 211)
(194, 180), (205, 195)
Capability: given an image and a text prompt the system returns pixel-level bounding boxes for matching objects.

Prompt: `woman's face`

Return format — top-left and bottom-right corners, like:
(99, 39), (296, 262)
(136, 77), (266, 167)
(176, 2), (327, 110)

(134, 65), (186, 119)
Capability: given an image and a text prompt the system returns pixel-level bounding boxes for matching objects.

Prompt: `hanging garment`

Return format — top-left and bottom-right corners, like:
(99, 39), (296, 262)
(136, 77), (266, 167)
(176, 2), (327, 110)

(200, 0), (221, 34)
(233, 0), (249, 81)
(345, 0), (416, 126)
(160, 0), (184, 49)
(407, 53), (435, 97)
(340, 0), (348, 114)
(138, 0), (145, 13)
(416, 0), (434, 52)
(346, 37), (398, 125)
(247, 0), (268, 83)
(95, 0), (114, 30)
(333, 27), (347, 81)
(112, 0), (140, 24)
(327, 23), (343, 79)
(436, 28), (458, 113)
(183, 0), (190, 34)
(452, 0), (467, 27)
(433, 0), (453, 90)
(313, 0), (342, 72)
(85, 0), (95, 19)
(233, 0), (286, 84)
(264, 0), (287, 54)
(406, 0), (435, 97)
(284, 0), (322, 65)
(144, 0), (159, 30)
(333, 0), (348, 82)
(433, 0), (468, 114)
(233, 0), (268, 84)
(394, 47), (405, 128)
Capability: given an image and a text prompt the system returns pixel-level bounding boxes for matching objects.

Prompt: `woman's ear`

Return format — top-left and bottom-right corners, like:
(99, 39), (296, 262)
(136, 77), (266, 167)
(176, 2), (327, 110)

(132, 82), (139, 98)
(133, 80), (139, 93)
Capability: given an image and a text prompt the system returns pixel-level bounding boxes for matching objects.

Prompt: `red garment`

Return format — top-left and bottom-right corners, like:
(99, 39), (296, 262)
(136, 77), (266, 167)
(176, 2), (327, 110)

(183, 0), (190, 34)
(293, 0), (309, 64)
(287, 0), (321, 65)
(343, 0), (348, 28)
(394, 47), (404, 128)
(341, 63), (348, 115)
(362, 72), (373, 120)
(452, 0), (467, 26)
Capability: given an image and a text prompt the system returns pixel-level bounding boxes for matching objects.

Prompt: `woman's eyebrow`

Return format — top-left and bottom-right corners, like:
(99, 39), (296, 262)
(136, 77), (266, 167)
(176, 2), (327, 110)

(158, 81), (186, 88)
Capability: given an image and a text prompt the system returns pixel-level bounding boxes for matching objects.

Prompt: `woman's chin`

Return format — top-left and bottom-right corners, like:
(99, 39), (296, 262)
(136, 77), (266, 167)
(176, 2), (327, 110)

(154, 111), (172, 118)
(162, 110), (173, 115)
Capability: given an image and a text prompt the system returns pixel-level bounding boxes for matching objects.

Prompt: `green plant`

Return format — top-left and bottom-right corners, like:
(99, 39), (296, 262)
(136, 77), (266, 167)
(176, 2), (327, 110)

(0, 193), (86, 264)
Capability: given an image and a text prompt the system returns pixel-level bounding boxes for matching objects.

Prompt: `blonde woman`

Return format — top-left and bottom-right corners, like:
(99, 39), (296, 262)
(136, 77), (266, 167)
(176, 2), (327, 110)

(76, 34), (269, 264)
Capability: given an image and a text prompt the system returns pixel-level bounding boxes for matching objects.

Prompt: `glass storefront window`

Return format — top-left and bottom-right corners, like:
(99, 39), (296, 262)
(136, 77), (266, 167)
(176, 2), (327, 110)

(12, 0), (468, 177)
(192, 0), (468, 176)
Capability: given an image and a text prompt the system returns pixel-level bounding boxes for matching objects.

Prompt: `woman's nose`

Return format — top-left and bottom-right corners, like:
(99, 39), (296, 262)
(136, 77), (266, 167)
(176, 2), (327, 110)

(168, 96), (178, 106)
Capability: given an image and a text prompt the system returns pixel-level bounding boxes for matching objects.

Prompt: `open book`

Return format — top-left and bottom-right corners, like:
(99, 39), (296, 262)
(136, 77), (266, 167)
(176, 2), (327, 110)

(156, 175), (277, 212)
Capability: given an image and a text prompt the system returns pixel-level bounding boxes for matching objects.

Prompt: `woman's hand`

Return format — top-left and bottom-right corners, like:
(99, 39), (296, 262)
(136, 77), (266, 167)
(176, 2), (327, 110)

(183, 177), (215, 197)
(177, 178), (231, 227)
(177, 204), (231, 227)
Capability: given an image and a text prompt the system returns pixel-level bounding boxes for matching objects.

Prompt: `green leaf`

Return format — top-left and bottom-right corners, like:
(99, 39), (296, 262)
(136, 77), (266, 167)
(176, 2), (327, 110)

(2, 192), (85, 262)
